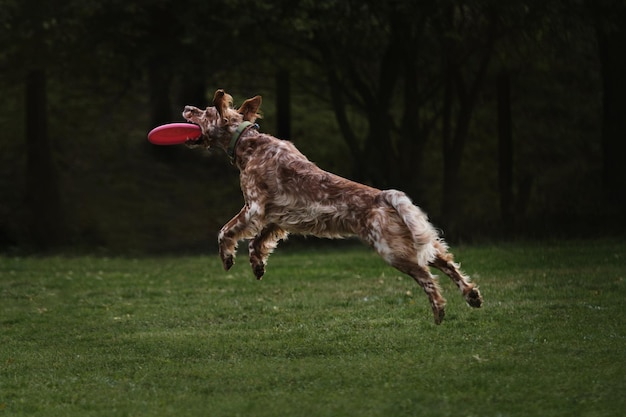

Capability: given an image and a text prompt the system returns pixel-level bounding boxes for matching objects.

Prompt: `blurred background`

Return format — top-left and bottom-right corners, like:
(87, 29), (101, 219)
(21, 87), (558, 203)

(1, 0), (624, 254)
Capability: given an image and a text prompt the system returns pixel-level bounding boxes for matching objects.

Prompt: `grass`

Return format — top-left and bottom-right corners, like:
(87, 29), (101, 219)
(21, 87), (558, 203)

(1, 240), (624, 416)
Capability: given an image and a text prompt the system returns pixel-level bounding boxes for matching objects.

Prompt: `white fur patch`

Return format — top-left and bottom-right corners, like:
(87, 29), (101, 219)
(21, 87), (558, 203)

(381, 190), (439, 266)
(245, 201), (262, 222)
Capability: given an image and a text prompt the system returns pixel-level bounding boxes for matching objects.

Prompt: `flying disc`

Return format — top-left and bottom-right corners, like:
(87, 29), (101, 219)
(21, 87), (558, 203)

(147, 123), (202, 145)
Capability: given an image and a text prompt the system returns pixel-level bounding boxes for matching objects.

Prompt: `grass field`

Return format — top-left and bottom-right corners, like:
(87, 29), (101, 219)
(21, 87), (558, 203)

(1, 240), (624, 416)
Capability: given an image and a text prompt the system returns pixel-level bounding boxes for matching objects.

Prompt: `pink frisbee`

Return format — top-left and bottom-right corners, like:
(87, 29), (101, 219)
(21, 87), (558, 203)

(147, 123), (202, 145)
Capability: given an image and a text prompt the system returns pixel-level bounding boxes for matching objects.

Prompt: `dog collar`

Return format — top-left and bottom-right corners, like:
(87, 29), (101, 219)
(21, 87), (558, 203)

(227, 121), (258, 163)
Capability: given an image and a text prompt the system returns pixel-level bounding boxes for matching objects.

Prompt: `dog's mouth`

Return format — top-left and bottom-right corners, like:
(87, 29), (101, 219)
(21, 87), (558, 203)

(182, 121), (209, 148)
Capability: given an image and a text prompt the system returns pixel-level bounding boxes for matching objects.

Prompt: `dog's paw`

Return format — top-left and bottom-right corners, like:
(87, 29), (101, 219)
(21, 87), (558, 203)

(253, 263), (265, 280)
(222, 254), (234, 271)
(465, 287), (483, 308)
(434, 308), (446, 325)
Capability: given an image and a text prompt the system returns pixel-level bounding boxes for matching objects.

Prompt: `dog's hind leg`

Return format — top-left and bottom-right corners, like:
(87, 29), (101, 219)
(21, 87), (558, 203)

(429, 242), (482, 308)
(381, 252), (446, 324)
(248, 224), (288, 279)
(396, 260), (447, 325)
(365, 211), (445, 324)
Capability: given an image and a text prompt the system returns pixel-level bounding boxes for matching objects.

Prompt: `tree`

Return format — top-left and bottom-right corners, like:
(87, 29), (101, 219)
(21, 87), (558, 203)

(437, 4), (498, 234)
(593, 1), (626, 210)
(267, 1), (444, 201)
(263, 1), (514, 232)
(275, 68), (292, 139)
(1, 1), (79, 248)
(497, 69), (514, 225)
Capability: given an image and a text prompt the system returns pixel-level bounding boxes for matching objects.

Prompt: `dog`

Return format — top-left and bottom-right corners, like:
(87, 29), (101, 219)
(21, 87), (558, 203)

(182, 89), (482, 324)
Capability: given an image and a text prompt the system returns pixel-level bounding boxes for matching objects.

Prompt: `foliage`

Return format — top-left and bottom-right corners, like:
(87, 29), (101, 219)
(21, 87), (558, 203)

(0, 0), (623, 252)
(1, 241), (625, 415)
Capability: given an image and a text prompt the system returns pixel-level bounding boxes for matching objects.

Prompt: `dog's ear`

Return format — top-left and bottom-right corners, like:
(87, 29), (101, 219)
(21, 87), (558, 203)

(238, 95), (262, 122)
(213, 89), (233, 123)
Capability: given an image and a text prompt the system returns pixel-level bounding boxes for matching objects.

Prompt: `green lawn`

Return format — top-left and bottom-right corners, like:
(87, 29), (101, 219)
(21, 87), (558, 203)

(1, 241), (624, 416)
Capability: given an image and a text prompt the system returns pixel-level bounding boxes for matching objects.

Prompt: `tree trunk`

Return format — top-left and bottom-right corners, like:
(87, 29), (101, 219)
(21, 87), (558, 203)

(441, 67), (490, 237)
(439, 11), (497, 237)
(361, 99), (397, 189)
(398, 48), (428, 203)
(24, 69), (66, 248)
(497, 69), (514, 226)
(597, 21), (626, 209)
(276, 69), (291, 140)
(441, 65), (473, 236)
(440, 62), (456, 230)
(323, 61), (366, 181)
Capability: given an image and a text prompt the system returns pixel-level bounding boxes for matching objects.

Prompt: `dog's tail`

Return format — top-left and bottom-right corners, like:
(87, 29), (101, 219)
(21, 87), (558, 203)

(380, 189), (441, 267)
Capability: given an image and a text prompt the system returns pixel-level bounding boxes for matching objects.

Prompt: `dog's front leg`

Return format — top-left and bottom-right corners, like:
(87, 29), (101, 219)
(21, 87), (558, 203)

(248, 225), (288, 280)
(218, 205), (261, 271)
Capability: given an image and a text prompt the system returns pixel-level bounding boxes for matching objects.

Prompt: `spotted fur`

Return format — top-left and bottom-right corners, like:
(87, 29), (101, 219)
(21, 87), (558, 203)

(182, 89), (482, 324)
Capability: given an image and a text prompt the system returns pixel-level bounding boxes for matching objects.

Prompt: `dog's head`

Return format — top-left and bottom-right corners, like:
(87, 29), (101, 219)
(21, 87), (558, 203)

(182, 89), (262, 150)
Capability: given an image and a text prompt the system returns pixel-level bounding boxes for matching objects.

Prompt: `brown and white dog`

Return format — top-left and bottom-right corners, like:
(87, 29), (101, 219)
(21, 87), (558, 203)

(183, 89), (482, 324)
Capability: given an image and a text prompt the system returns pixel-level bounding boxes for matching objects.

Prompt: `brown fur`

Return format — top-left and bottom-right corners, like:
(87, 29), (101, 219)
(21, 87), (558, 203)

(182, 89), (482, 324)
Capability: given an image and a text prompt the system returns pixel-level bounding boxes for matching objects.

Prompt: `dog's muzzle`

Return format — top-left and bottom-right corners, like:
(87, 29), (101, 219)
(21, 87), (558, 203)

(184, 134), (209, 149)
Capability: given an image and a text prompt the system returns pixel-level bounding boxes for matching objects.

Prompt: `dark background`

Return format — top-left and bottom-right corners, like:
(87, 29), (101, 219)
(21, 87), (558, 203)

(1, 0), (624, 254)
